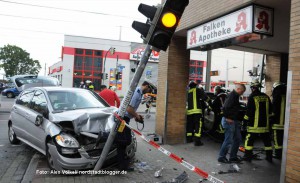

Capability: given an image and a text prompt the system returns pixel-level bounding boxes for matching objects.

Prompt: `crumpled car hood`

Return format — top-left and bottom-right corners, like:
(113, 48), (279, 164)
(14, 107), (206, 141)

(49, 107), (117, 134)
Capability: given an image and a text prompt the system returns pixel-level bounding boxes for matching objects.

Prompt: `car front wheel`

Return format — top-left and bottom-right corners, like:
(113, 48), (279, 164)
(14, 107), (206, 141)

(6, 92), (14, 98)
(8, 124), (20, 144)
(46, 140), (56, 170)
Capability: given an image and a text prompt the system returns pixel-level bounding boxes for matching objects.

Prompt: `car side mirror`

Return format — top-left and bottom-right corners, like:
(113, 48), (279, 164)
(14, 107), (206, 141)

(42, 108), (49, 119)
(35, 115), (43, 126)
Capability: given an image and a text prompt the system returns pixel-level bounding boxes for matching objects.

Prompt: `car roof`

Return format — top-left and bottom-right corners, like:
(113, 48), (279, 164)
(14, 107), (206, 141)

(28, 87), (87, 92)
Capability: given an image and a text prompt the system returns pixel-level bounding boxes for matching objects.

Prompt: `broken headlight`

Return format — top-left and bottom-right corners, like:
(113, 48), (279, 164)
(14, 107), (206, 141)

(55, 133), (79, 148)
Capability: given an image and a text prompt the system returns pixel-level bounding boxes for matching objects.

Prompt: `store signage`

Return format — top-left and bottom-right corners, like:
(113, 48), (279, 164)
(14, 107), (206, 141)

(130, 47), (159, 62)
(50, 66), (63, 74)
(253, 5), (273, 35)
(187, 4), (273, 49)
(210, 70), (219, 76)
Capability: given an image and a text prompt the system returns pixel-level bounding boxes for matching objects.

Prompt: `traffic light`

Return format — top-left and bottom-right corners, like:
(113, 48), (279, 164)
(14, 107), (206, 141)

(116, 72), (122, 80)
(132, 4), (158, 43)
(105, 73), (108, 80)
(150, 0), (189, 51)
(132, 0), (189, 51)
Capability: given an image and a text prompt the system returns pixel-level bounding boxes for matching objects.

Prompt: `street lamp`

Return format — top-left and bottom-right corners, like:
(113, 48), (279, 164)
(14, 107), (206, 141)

(225, 60), (237, 88)
(102, 47), (116, 84)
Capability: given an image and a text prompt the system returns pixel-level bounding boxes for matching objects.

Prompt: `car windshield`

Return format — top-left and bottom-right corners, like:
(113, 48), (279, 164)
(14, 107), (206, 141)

(48, 90), (106, 112)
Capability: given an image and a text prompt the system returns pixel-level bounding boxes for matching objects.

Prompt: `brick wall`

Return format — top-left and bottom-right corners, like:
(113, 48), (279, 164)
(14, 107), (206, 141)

(286, 0), (300, 182)
(156, 37), (190, 144)
(265, 55), (281, 96)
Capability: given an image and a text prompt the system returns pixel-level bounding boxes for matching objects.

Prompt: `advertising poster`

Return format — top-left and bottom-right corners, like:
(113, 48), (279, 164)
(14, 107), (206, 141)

(109, 68), (122, 90)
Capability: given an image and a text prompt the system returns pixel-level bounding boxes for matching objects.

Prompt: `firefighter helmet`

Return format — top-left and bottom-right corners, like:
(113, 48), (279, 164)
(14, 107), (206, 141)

(214, 85), (221, 94)
(272, 81), (285, 90)
(188, 80), (197, 88)
(250, 79), (262, 88)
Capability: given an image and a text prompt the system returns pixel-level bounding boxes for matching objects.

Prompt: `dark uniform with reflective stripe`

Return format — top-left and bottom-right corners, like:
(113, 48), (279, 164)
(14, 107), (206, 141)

(271, 84), (286, 159)
(243, 90), (273, 161)
(187, 87), (211, 145)
(212, 92), (227, 134)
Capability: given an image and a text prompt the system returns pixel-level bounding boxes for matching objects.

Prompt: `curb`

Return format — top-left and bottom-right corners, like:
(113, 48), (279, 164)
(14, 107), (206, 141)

(0, 111), (10, 113)
(21, 153), (41, 183)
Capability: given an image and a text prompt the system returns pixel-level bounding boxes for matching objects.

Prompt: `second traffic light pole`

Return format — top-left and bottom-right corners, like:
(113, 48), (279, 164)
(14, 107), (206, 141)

(94, 44), (153, 171)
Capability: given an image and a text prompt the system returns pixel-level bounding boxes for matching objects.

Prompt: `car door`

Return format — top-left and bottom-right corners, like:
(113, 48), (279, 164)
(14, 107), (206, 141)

(26, 90), (49, 152)
(12, 90), (35, 141)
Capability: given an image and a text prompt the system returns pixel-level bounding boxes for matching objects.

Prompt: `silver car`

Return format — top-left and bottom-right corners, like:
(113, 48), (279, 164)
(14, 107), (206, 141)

(8, 87), (136, 170)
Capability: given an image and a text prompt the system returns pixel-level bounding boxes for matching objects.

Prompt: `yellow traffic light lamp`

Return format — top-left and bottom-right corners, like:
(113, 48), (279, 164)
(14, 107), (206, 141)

(132, 0), (189, 51)
(161, 12), (177, 28)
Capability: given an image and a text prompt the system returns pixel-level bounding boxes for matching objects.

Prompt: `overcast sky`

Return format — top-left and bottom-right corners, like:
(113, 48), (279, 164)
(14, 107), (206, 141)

(0, 0), (161, 76)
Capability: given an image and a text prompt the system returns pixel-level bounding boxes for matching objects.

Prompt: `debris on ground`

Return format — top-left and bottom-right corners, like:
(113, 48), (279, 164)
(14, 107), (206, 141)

(134, 161), (152, 171)
(230, 164), (241, 172)
(199, 178), (208, 182)
(218, 163), (241, 174)
(161, 171), (188, 183)
(154, 167), (164, 177)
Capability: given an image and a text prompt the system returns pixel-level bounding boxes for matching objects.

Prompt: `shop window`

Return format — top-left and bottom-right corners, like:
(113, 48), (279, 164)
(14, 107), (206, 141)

(84, 57), (93, 70)
(197, 67), (203, 75)
(73, 78), (82, 88)
(85, 50), (93, 55)
(94, 57), (102, 68)
(95, 50), (102, 56)
(74, 71), (82, 76)
(74, 56), (83, 70)
(93, 72), (102, 77)
(189, 67), (195, 74)
(75, 49), (84, 55)
(85, 71), (92, 77)
(93, 79), (101, 91)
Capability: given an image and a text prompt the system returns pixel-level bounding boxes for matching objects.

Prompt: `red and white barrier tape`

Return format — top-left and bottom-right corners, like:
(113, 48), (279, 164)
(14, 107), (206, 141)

(113, 114), (224, 183)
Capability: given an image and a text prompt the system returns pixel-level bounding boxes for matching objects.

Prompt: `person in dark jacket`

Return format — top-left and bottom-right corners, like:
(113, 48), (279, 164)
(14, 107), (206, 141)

(211, 86), (227, 135)
(242, 80), (273, 163)
(218, 84), (246, 163)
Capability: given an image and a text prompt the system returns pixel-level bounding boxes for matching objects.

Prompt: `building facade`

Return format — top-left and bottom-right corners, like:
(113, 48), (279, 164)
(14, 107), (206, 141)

(155, 0), (298, 182)
(48, 36), (160, 96)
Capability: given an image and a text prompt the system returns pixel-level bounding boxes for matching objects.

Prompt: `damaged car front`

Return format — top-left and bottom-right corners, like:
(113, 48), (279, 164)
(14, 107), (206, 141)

(9, 87), (136, 171)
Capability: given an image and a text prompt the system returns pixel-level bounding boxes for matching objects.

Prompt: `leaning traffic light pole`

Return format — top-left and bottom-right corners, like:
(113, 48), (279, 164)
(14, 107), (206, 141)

(94, 0), (189, 171)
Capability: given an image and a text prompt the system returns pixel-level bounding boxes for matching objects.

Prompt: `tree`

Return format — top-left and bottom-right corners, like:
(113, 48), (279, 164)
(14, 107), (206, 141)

(0, 44), (41, 77)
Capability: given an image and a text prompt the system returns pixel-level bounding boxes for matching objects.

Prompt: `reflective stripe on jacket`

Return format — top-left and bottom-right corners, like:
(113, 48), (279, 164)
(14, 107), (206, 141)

(272, 95), (286, 130)
(244, 91), (272, 133)
(187, 87), (211, 115)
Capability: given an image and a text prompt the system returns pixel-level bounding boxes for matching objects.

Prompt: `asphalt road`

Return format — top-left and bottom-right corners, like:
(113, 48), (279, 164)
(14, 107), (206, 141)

(0, 103), (36, 182)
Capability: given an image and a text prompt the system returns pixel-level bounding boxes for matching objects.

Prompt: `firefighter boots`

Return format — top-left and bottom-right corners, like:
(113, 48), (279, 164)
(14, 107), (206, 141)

(266, 150), (273, 163)
(242, 150), (253, 162)
(273, 149), (282, 160)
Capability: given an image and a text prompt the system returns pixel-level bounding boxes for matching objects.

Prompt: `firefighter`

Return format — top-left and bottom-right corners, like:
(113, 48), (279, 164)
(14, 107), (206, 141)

(86, 80), (94, 90)
(243, 79), (273, 162)
(186, 81), (212, 146)
(212, 86), (227, 136)
(271, 82), (286, 159)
